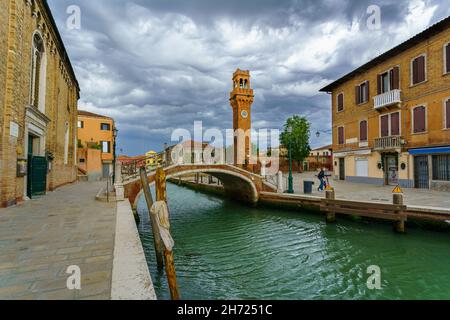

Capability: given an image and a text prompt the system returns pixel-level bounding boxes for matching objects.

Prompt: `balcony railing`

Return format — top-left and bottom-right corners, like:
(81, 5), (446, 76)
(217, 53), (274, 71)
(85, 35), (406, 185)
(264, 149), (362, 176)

(374, 136), (403, 150)
(374, 89), (401, 110)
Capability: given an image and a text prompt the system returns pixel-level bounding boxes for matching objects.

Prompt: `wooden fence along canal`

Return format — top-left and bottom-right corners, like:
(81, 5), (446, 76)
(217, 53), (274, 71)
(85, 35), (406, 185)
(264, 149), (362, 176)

(170, 175), (450, 232)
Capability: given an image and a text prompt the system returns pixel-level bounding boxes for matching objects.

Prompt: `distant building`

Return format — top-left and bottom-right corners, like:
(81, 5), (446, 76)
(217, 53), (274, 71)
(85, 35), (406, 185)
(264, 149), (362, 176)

(145, 150), (158, 168)
(305, 145), (333, 172)
(162, 141), (217, 166)
(320, 16), (450, 191)
(77, 111), (116, 179)
(0, 0), (80, 207)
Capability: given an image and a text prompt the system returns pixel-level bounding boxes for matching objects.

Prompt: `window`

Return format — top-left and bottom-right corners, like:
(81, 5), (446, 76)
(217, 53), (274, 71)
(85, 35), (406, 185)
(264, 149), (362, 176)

(377, 67), (400, 94)
(444, 42), (450, 74)
(356, 81), (369, 104)
(360, 120), (368, 142)
(445, 99), (450, 129)
(337, 93), (344, 112)
(338, 126), (345, 145)
(30, 32), (46, 112)
(411, 55), (426, 85)
(391, 112), (400, 136)
(380, 112), (400, 137)
(380, 115), (389, 137)
(413, 106), (426, 133)
(79, 159), (86, 163)
(101, 141), (111, 153)
(78, 120), (84, 128)
(432, 155), (450, 181)
(101, 123), (111, 131)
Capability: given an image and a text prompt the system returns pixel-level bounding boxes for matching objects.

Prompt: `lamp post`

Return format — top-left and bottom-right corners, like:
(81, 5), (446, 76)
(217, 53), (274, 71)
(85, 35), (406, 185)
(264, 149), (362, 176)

(287, 125), (294, 194)
(112, 127), (118, 184)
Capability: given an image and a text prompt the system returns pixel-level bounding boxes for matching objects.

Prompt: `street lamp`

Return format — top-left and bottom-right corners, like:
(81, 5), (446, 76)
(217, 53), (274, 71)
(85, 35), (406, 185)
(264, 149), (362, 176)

(287, 126), (294, 194)
(112, 127), (118, 184)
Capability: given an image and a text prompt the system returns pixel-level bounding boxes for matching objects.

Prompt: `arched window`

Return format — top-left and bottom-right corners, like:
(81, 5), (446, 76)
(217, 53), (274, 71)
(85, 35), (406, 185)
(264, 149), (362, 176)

(30, 32), (47, 112)
(240, 78), (244, 88)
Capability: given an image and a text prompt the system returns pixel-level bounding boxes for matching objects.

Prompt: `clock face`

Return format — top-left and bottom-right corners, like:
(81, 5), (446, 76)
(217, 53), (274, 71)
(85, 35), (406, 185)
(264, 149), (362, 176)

(241, 110), (249, 119)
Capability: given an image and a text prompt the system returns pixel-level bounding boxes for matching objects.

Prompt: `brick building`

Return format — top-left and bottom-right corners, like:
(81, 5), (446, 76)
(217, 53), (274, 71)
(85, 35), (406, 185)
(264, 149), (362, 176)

(320, 16), (450, 191)
(0, 0), (80, 207)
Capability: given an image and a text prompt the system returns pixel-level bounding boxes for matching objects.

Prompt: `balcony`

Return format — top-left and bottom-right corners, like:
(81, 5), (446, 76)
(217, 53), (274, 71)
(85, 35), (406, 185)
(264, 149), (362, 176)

(374, 89), (401, 110)
(374, 136), (404, 151)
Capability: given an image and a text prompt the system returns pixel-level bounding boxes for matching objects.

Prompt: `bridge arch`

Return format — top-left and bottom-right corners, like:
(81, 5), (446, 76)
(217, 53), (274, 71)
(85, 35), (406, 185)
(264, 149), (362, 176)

(123, 164), (273, 211)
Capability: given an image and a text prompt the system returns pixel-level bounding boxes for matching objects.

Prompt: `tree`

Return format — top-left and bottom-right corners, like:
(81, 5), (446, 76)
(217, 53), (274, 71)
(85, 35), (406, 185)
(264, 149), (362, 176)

(280, 115), (311, 171)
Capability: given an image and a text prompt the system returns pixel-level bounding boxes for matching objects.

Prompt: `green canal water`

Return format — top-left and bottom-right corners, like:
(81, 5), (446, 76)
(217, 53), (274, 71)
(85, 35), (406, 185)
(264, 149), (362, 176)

(136, 184), (450, 300)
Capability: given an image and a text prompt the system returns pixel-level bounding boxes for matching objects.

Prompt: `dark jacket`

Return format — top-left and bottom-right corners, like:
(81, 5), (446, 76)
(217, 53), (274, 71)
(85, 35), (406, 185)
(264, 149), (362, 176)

(318, 170), (325, 180)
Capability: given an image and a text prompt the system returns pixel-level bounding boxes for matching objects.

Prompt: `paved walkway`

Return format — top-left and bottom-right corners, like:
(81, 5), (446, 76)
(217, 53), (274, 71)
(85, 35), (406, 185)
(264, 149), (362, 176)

(0, 181), (116, 300)
(291, 172), (450, 208)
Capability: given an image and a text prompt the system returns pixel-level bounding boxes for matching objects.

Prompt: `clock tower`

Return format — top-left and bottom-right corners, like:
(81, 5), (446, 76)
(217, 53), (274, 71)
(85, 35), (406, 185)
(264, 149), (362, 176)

(230, 69), (254, 168)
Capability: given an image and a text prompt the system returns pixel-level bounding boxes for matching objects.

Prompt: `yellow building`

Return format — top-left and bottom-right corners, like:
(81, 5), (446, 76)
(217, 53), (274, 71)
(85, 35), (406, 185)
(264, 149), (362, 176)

(0, 0), (79, 206)
(77, 111), (116, 179)
(145, 150), (158, 168)
(320, 16), (450, 191)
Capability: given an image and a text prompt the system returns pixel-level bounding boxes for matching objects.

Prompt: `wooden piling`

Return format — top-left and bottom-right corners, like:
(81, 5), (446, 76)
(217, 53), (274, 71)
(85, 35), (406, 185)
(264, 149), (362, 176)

(152, 167), (180, 300)
(325, 190), (336, 223)
(155, 167), (168, 202)
(393, 193), (406, 234)
(139, 167), (164, 270)
(164, 249), (180, 300)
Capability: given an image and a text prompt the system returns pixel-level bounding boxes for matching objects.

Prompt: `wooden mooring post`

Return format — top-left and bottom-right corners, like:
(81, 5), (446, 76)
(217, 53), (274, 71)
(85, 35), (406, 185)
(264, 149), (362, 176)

(393, 193), (406, 234)
(154, 167), (180, 300)
(139, 167), (164, 270)
(325, 189), (336, 223)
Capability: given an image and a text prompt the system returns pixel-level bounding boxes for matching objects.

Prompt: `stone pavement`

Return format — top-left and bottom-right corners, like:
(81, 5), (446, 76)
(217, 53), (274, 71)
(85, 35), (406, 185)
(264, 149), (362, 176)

(291, 172), (450, 208)
(0, 181), (116, 300)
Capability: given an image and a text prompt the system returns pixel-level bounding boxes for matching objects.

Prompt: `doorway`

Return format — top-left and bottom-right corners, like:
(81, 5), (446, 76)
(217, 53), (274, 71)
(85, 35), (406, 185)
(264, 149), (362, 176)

(102, 163), (111, 179)
(414, 156), (429, 189)
(27, 134), (47, 198)
(386, 155), (399, 186)
(339, 158), (345, 180)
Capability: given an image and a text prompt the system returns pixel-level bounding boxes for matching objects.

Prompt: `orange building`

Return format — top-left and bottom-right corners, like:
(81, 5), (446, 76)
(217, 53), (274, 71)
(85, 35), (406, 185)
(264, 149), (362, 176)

(320, 16), (450, 191)
(77, 111), (116, 179)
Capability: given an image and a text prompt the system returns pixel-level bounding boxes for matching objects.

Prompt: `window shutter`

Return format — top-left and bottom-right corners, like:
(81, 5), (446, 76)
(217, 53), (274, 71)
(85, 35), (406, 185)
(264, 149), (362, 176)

(338, 127), (344, 144)
(418, 56), (425, 83)
(412, 58), (418, 84)
(381, 115), (389, 137)
(360, 121), (368, 141)
(337, 93), (343, 111)
(414, 106), (425, 133)
(391, 67), (400, 90)
(391, 112), (400, 136)
(377, 74), (382, 95)
(446, 99), (450, 129)
(365, 81), (370, 102)
(355, 85), (360, 104)
(446, 44), (450, 73)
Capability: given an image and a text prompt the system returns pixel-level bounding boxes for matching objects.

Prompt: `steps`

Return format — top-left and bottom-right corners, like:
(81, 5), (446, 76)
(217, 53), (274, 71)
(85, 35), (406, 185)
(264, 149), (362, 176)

(95, 186), (117, 202)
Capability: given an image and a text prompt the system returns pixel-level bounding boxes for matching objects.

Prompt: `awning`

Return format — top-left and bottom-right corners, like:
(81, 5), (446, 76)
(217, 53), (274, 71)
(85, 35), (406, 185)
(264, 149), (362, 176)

(409, 146), (450, 155)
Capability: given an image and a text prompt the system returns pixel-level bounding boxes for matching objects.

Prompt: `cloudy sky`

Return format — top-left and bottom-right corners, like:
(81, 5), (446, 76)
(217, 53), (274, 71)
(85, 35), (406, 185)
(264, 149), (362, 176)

(47, 0), (449, 156)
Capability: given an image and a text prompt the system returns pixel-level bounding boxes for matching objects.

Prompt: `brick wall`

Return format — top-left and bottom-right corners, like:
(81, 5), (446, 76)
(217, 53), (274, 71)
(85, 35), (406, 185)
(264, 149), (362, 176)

(0, 0), (79, 207)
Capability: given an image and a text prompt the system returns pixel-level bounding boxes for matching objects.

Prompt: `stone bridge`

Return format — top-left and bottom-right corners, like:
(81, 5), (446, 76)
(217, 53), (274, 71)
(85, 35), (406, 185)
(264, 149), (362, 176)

(121, 164), (277, 210)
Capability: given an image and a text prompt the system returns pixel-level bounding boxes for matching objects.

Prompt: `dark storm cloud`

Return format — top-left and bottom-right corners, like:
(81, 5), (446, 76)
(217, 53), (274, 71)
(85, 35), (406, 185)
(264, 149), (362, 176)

(47, 0), (449, 155)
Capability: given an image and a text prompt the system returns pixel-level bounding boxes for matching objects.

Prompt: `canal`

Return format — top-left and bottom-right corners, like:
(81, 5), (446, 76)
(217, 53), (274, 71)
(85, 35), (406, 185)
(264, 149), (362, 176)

(136, 183), (450, 300)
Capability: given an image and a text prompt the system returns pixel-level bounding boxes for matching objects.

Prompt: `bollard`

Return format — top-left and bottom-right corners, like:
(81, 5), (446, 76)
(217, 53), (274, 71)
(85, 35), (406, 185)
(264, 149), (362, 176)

(325, 189), (336, 223)
(277, 171), (284, 194)
(393, 193), (406, 234)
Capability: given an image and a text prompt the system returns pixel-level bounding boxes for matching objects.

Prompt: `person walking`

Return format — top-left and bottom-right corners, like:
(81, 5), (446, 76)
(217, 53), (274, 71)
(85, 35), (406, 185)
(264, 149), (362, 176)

(317, 168), (325, 191)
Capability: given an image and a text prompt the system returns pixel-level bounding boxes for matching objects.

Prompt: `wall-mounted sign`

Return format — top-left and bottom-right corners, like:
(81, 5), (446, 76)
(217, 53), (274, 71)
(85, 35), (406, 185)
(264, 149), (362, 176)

(10, 121), (19, 138)
(17, 158), (27, 177)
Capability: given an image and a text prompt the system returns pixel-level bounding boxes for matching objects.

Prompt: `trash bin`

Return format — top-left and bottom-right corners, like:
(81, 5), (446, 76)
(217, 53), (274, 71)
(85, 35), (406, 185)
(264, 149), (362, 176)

(304, 181), (314, 194)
